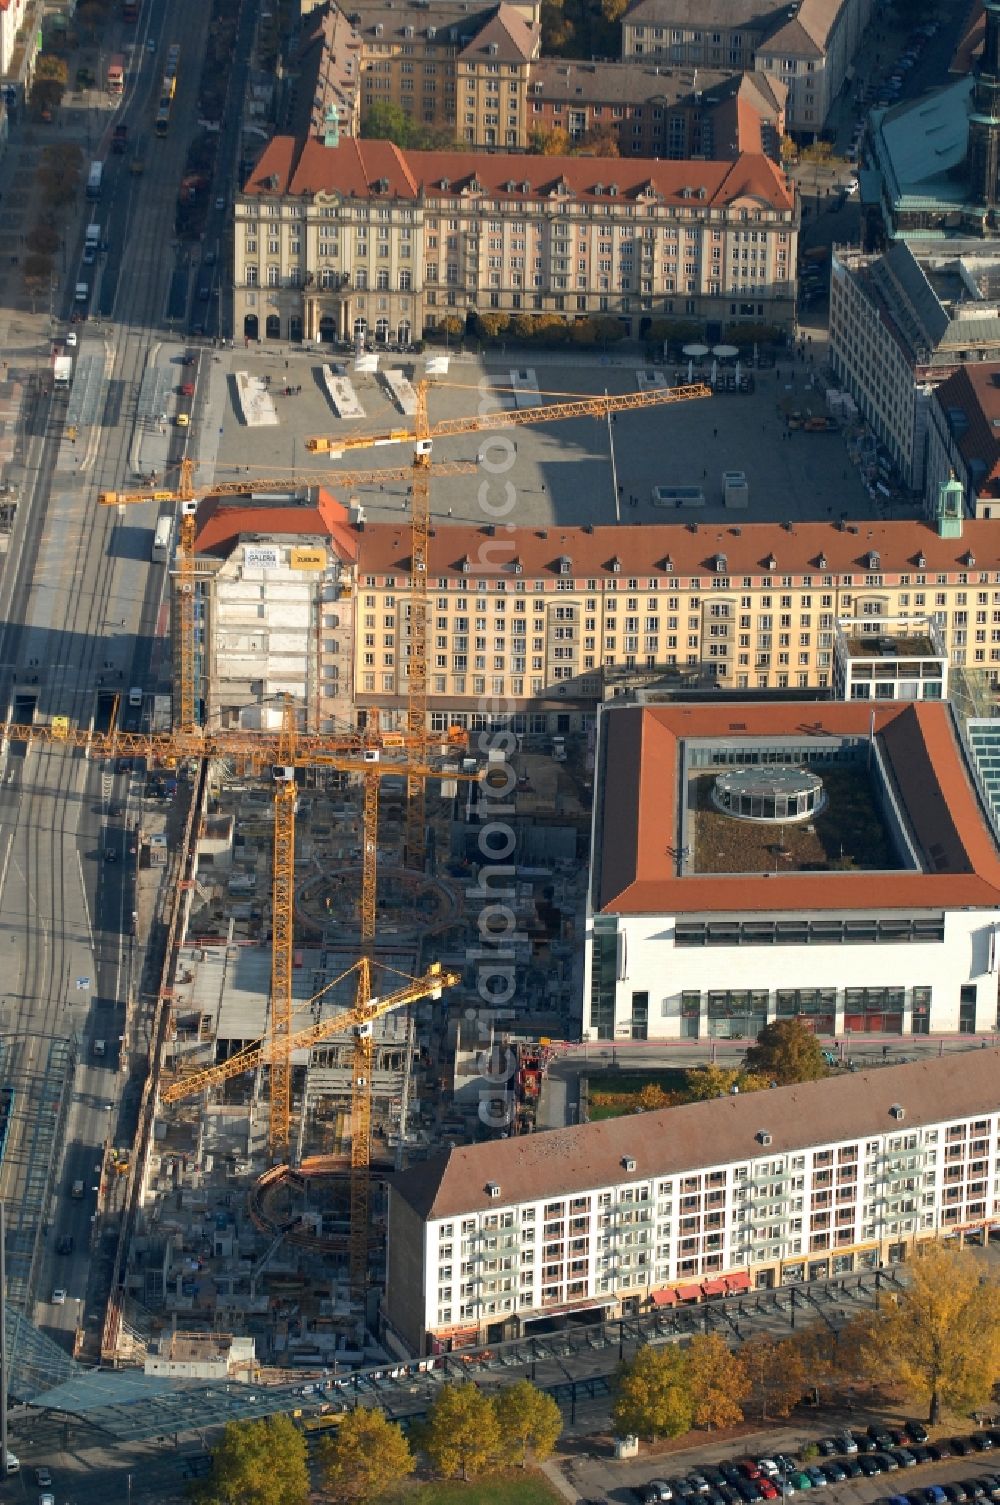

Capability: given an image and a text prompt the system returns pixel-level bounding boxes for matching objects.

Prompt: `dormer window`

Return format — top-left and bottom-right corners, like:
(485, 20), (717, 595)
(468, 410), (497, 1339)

(440, 177), (450, 190)
(967, 550), (976, 567)
(817, 553), (827, 570)
(917, 552), (926, 568)
(609, 183), (618, 197)
(512, 556), (523, 575)
(714, 553), (727, 573)
(460, 555), (470, 573)
(867, 550), (880, 570)
(610, 556), (621, 574)
(521, 181), (531, 193)
(558, 555), (571, 575)
(765, 553), (777, 571)
(663, 555), (674, 573)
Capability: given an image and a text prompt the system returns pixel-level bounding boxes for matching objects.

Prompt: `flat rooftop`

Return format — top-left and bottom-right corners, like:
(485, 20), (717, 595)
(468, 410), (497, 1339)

(593, 700), (1000, 915)
(844, 634), (937, 657)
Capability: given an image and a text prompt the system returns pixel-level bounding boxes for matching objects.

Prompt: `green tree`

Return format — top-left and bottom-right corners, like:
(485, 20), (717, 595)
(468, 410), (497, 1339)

(197, 1416), (309, 1505)
(857, 1243), (1000, 1423)
(423, 1383), (501, 1480)
(361, 102), (411, 145)
(318, 1407), (414, 1502)
(742, 1017), (830, 1085)
(36, 142), (82, 206)
(612, 1343), (693, 1441)
(30, 78), (64, 117)
(686, 1333), (750, 1430)
(493, 1379), (563, 1466)
(741, 1334), (807, 1420)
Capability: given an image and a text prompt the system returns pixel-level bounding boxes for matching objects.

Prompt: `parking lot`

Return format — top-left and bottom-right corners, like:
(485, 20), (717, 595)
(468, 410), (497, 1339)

(194, 344), (885, 533)
(563, 1423), (1000, 1505)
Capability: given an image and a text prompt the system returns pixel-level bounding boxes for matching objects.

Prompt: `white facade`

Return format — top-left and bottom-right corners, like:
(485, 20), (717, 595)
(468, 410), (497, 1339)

(582, 906), (999, 1043)
(389, 1060), (1000, 1352)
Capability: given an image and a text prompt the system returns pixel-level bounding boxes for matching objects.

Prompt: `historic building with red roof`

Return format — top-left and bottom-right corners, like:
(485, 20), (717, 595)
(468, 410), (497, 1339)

(233, 135), (797, 345)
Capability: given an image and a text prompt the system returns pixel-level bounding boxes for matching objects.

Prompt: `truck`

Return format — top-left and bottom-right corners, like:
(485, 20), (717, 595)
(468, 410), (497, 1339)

(83, 222), (100, 263)
(86, 159), (103, 200)
(112, 122), (128, 153)
(52, 355), (73, 390)
(722, 469), (749, 509)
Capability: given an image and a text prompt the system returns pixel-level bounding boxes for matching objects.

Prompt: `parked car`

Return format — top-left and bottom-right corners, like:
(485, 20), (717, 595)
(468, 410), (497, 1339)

(930, 1445), (953, 1462)
(821, 1464), (847, 1484)
(953, 1441), (975, 1458)
(972, 1436), (995, 1453)
(816, 1442), (840, 1458)
(962, 1484), (987, 1501)
(876, 1456), (900, 1473)
(804, 1469), (828, 1489)
(843, 1461), (864, 1479)
(869, 1429), (895, 1451)
(841, 1436), (860, 1455)
(735, 1481), (763, 1503)
(910, 1448), (933, 1465)
(759, 1483), (779, 1500)
(941, 1486), (969, 1504)
(644, 1483), (674, 1503)
(890, 1451), (917, 1469)
(859, 1458), (885, 1478)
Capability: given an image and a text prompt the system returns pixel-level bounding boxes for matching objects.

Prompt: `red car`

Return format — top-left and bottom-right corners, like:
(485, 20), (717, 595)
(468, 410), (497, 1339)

(740, 1463), (763, 1480)
(180, 382), (194, 397)
(759, 1483), (779, 1499)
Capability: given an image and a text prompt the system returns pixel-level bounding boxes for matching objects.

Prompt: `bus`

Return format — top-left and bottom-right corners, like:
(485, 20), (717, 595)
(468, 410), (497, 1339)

(154, 46), (179, 135)
(86, 160), (103, 199)
(107, 53), (124, 94)
(151, 515), (173, 564)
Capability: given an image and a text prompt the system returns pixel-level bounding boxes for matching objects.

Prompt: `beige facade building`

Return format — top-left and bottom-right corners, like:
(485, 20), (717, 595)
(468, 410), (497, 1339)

(235, 136), (797, 345)
(621, 0), (874, 137)
(351, 0), (540, 146)
(344, 506), (1000, 734)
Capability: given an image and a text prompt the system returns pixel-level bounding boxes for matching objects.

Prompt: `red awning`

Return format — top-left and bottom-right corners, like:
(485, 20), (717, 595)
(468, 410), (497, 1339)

(725, 1272), (752, 1293)
(651, 1289), (677, 1307)
(701, 1278), (728, 1297)
(675, 1283), (702, 1302)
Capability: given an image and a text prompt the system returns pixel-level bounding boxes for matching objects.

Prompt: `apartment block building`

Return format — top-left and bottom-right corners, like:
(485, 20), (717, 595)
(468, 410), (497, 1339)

(349, 0), (540, 146)
(585, 699), (1000, 1045)
(235, 136), (797, 345)
(190, 490), (359, 733)
(829, 241), (1000, 493)
(385, 1048), (1000, 1352)
(925, 363), (1000, 523)
(620, 0), (873, 137)
(345, 504), (1000, 734)
(527, 62), (786, 160)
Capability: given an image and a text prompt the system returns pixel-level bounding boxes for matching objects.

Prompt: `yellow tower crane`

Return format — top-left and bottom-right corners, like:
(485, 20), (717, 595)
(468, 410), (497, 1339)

(98, 455), (475, 735)
(0, 709), (472, 1163)
(305, 380), (712, 865)
(159, 958), (459, 1105)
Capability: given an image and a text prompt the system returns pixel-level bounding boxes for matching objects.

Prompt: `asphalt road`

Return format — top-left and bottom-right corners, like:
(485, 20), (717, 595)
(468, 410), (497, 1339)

(0, 0), (221, 1373)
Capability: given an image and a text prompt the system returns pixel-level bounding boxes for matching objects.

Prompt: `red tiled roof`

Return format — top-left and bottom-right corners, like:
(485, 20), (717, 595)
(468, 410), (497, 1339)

(934, 364), (1000, 498)
(353, 517), (1000, 581)
(243, 136), (794, 209)
(594, 700), (1000, 915)
(194, 488), (359, 560)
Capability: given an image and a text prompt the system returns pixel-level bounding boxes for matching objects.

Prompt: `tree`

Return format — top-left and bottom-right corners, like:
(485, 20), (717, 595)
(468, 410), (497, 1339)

(197, 1416), (309, 1505)
(742, 1017), (830, 1085)
(686, 1333), (750, 1430)
(475, 311), (510, 340)
(600, 0), (627, 21)
(438, 315), (464, 340)
(422, 1383), (501, 1479)
(576, 123), (620, 157)
(741, 1334), (807, 1420)
(637, 1080), (670, 1109)
(35, 53), (68, 83)
(318, 1407), (414, 1502)
(36, 143), (82, 207)
(857, 1244), (1000, 1423)
(493, 1379), (563, 1465)
(25, 222), (59, 256)
(612, 1343), (692, 1441)
(681, 1064), (770, 1102)
(528, 125), (571, 155)
(29, 78), (64, 117)
(361, 102), (411, 145)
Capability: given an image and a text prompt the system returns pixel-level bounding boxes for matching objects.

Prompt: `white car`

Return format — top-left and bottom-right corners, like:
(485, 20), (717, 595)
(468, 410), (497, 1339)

(40, 1493), (55, 1505)
(51, 1288), (66, 1305)
(846, 177), (859, 194)
(65, 331), (77, 348)
(215, 196), (225, 211)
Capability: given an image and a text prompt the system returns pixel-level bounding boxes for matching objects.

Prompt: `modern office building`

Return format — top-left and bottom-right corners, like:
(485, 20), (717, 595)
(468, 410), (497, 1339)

(583, 698), (1000, 1044)
(384, 1047), (1000, 1352)
(831, 616), (949, 702)
(620, 0), (872, 136)
(346, 505), (1000, 730)
(829, 241), (1000, 491)
(234, 136), (797, 345)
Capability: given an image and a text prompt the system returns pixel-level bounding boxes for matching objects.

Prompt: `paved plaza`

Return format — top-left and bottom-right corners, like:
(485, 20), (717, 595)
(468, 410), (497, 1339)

(137, 342), (893, 532)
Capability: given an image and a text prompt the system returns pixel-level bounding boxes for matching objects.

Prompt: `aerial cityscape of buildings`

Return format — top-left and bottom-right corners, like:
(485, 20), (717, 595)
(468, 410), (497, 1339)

(5, 0), (1000, 1488)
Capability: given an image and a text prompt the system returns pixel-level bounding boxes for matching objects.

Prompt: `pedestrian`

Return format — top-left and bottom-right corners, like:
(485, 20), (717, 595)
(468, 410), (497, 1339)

(713, 427), (718, 438)
(285, 359), (289, 369)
